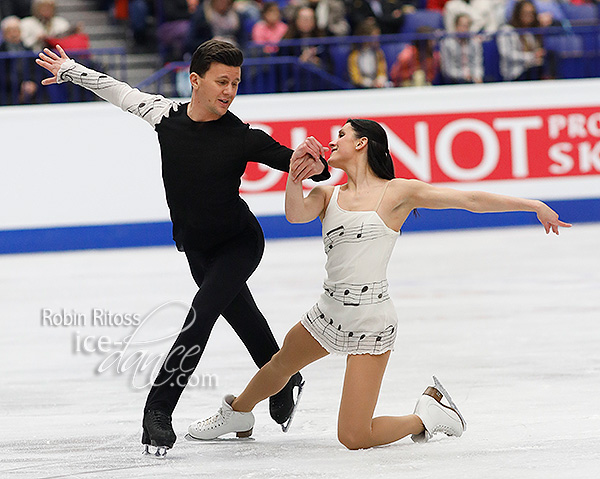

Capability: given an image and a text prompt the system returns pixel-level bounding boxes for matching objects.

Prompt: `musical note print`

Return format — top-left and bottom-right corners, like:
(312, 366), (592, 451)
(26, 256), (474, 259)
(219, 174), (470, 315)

(303, 304), (396, 354)
(324, 225), (345, 251)
(323, 222), (389, 254)
(59, 62), (176, 125)
(323, 280), (389, 306)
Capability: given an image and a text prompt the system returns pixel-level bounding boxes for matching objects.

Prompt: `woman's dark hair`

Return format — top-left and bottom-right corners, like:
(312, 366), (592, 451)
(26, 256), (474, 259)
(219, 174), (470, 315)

(347, 119), (418, 221)
(283, 6), (324, 39)
(346, 119), (395, 180)
(190, 39), (244, 77)
(414, 26), (436, 58)
(510, 0), (540, 28)
(261, 1), (279, 18)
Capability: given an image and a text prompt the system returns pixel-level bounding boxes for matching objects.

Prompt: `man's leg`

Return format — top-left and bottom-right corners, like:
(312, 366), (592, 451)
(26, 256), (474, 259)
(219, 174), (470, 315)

(143, 226), (265, 446)
(221, 285), (304, 425)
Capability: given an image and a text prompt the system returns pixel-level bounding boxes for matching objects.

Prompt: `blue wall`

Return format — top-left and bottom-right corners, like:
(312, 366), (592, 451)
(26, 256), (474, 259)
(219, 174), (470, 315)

(1, 198), (596, 255)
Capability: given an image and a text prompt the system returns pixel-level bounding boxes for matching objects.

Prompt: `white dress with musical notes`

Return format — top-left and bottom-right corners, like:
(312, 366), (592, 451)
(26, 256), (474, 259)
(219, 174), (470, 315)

(301, 185), (400, 355)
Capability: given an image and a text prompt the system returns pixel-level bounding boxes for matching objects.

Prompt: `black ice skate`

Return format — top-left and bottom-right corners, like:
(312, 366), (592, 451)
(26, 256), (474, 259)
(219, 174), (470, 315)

(269, 372), (305, 432)
(142, 409), (177, 457)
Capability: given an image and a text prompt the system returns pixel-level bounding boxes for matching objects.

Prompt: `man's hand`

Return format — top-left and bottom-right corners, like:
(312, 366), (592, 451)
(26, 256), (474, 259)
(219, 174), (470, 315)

(290, 136), (327, 182)
(35, 45), (71, 85)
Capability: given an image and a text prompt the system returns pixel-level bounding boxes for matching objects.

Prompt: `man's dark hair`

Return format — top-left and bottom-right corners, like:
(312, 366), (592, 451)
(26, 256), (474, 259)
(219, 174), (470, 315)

(189, 40), (244, 77)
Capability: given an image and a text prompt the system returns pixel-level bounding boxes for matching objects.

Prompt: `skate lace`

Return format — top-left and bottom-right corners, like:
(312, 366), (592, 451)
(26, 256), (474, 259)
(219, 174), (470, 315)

(433, 424), (456, 436)
(197, 407), (229, 429)
(148, 410), (172, 430)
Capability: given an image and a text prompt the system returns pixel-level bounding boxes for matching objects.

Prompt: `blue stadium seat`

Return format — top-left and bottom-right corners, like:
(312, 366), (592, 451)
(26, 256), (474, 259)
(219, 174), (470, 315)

(399, 11), (444, 34)
(381, 41), (408, 67)
(560, 3), (599, 25)
(544, 34), (585, 79)
(329, 44), (353, 82)
(482, 38), (501, 82)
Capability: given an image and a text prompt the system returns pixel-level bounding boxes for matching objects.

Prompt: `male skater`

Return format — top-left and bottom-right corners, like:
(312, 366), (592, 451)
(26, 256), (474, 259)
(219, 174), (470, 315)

(36, 40), (329, 455)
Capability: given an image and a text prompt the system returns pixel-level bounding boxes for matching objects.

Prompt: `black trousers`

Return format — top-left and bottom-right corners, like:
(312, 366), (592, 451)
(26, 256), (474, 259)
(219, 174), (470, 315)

(144, 215), (280, 414)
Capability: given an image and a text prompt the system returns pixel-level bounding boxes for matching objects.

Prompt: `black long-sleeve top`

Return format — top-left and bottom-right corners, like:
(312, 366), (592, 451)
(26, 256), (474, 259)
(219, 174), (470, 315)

(56, 59), (330, 251)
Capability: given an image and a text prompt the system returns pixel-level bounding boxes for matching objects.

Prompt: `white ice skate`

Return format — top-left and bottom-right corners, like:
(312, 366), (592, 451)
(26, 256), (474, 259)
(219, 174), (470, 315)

(411, 376), (466, 443)
(187, 394), (255, 441)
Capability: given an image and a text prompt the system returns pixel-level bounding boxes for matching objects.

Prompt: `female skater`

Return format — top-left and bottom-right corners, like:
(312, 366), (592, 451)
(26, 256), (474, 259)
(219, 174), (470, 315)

(188, 119), (571, 449)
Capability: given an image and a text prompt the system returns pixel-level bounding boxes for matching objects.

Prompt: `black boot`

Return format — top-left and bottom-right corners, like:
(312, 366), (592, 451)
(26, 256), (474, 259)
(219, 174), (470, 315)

(269, 372), (304, 425)
(142, 409), (177, 455)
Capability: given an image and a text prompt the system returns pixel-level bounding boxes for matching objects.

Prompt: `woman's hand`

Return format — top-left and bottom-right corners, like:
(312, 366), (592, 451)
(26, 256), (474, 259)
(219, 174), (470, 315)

(290, 136), (327, 182)
(536, 202), (572, 235)
(35, 45), (71, 85)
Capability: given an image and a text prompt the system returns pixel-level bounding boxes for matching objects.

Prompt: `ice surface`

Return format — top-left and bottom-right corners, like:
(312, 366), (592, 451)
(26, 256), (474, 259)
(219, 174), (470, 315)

(1, 225), (599, 478)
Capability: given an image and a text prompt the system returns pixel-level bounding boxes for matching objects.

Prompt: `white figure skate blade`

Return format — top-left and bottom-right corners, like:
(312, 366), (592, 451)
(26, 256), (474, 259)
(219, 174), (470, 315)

(184, 433), (255, 443)
(432, 375), (467, 431)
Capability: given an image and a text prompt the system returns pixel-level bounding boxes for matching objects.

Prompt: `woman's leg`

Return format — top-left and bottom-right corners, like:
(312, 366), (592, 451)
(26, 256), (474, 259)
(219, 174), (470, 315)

(232, 322), (329, 412)
(337, 352), (424, 450)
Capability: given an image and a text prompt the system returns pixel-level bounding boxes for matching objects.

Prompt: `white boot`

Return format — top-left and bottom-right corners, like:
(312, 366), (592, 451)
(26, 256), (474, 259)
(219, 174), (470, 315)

(411, 377), (466, 443)
(187, 394), (255, 440)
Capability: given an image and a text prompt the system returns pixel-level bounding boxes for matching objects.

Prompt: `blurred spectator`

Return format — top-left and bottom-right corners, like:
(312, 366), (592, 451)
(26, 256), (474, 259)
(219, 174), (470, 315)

(347, 18), (390, 88)
(443, 0), (504, 33)
(497, 0), (546, 81)
(0, 0), (32, 18)
(156, 0), (199, 59)
(440, 13), (483, 83)
(251, 2), (288, 54)
(390, 26), (441, 86)
(0, 15), (38, 104)
(282, 6), (325, 66)
(20, 0), (79, 51)
(127, 0), (153, 46)
(186, 0), (243, 53)
(504, 0), (565, 27)
(285, 0), (350, 36)
(346, 0), (418, 35)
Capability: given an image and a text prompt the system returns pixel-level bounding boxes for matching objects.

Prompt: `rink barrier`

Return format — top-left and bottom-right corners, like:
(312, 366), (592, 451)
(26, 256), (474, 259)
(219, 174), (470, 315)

(0, 198), (597, 254)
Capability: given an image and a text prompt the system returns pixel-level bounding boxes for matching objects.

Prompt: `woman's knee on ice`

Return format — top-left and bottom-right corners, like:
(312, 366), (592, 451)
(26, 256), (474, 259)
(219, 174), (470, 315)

(338, 431), (371, 451)
(337, 424), (372, 450)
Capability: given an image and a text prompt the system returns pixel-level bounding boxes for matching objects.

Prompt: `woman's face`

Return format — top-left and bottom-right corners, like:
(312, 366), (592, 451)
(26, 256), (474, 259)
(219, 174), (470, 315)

(328, 123), (360, 167)
(264, 6), (281, 25)
(455, 15), (471, 33)
(519, 3), (537, 27)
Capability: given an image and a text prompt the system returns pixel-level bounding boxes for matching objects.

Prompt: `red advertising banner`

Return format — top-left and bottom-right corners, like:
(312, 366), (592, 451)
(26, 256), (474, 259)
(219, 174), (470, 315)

(241, 106), (600, 193)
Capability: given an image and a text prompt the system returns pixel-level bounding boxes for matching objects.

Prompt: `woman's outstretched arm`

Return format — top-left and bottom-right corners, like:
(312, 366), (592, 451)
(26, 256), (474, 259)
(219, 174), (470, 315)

(402, 179), (571, 235)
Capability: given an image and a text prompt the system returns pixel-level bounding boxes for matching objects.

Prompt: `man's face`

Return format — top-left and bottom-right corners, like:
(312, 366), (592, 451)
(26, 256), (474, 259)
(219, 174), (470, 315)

(3, 23), (21, 44)
(192, 62), (241, 120)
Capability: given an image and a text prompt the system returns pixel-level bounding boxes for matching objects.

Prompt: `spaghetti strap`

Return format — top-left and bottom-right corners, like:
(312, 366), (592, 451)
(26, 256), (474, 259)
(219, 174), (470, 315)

(375, 182), (391, 212)
(324, 185), (341, 215)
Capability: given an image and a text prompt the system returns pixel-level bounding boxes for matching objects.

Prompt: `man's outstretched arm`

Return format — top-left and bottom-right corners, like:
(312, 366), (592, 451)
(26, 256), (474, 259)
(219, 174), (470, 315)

(36, 45), (175, 127)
